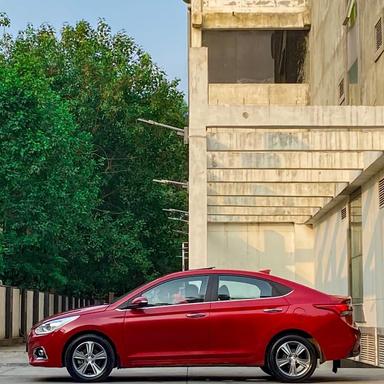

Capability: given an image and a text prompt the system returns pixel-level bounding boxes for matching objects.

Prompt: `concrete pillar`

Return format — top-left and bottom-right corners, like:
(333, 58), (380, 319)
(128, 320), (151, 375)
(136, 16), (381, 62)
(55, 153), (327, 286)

(4, 287), (12, 339)
(190, 0), (203, 47)
(12, 288), (20, 339)
(43, 292), (49, 318)
(38, 292), (44, 321)
(26, 290), (33, 332)
(20, 289), (27, 339)
(189, 47), (209, 268)
(32, 290), (39, 325)
(0, 286), (6, 339)
(49, 293), (54, 316)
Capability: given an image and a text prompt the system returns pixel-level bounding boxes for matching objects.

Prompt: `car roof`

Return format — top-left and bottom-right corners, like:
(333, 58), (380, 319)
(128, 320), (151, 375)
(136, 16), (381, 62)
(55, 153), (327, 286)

(163, 268), (283, 281)
(161, 268), (316, 291)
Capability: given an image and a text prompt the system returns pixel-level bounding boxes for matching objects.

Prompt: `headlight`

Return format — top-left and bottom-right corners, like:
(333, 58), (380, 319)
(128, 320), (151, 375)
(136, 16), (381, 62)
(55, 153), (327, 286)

(35, 316), (79, 335)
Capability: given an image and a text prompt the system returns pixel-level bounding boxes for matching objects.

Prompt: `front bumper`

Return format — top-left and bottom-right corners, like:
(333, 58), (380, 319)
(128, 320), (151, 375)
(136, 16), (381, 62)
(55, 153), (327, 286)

(27, 329), (65, 367)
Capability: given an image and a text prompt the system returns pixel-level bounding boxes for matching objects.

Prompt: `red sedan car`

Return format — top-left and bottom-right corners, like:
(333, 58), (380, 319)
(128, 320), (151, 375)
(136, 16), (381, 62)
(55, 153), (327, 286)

(28, 269), (360, 383)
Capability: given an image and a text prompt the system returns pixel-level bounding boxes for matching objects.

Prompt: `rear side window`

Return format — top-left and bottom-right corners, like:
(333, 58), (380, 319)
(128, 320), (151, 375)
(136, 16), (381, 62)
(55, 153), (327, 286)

(218, 275), (291, 301)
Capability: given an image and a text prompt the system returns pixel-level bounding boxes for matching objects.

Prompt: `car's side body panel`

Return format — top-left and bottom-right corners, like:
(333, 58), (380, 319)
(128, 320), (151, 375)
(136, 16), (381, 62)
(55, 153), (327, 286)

(208, 296), (290, 365)
(121, 302), (212, 366)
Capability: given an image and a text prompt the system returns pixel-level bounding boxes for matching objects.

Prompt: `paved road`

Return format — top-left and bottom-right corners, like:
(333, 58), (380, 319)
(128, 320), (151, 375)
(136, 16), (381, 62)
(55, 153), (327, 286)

(1, 346), (383, 384)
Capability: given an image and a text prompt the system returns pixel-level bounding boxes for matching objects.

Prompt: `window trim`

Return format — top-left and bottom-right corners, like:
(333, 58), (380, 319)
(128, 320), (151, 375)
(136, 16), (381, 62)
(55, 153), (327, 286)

(211, 274), (293, 303)
(118, 275), (212, 310)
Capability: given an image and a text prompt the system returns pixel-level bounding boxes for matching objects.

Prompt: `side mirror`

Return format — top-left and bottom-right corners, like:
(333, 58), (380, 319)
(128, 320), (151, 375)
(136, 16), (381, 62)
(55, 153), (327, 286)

(126, 296), (148, 309)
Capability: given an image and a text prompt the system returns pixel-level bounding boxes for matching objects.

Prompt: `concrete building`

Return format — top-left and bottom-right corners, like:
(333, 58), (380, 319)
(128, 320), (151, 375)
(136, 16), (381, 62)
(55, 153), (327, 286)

(185, 0), (384, 367)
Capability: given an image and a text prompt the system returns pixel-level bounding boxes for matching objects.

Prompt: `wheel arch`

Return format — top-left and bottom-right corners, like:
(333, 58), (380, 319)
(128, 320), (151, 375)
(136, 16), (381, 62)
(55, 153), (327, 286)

(265, 329), (323, 363)
(61, 330), (120, 368)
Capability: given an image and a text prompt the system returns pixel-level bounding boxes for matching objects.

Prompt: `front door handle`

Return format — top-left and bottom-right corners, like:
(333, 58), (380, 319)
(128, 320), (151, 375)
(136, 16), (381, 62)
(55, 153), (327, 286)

(186, 313), (207, 318)
(263, 308), (283, 313)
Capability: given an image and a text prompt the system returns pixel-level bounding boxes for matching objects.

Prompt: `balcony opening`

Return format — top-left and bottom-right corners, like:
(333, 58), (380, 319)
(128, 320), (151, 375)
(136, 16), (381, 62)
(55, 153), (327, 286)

(202, 30), (308, 84)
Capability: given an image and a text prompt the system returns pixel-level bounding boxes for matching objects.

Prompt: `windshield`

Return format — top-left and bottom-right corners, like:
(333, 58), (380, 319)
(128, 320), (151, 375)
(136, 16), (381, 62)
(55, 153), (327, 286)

(111, 280), (151, 304)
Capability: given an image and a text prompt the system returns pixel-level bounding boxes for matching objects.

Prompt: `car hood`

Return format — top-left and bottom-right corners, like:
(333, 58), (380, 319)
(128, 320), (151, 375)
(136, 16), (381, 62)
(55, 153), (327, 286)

(32, 304), (109, 328)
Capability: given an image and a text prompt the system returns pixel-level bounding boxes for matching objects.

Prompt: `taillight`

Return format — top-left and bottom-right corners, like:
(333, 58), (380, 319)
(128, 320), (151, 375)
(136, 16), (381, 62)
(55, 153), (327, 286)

(314, 298), (354, 324)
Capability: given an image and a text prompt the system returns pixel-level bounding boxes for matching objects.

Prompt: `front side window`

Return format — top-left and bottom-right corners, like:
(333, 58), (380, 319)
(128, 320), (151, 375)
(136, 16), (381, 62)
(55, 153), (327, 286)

(218, 275), (289, 301)
(141, 276), (209, 307)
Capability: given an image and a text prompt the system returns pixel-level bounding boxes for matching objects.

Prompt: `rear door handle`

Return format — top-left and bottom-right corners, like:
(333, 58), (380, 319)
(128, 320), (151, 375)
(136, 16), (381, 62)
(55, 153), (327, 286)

(263, 308), (283, 313)
(186, 313), (207, 318)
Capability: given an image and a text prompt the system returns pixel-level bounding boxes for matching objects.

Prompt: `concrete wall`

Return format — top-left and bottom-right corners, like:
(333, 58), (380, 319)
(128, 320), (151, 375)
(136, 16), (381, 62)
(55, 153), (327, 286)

(208, 222), (314, 286)
(199, 0), (310, 29)
(314, 203), (349, 296)
(359, 1), (384, 105)
(313, 166), (384, 328)
(309, 0), (346, 105)
(209, 84), (310, 105)
(361, 168), (384, 328)
(203, 0), (309, 11)
(310, 0), (384, 106)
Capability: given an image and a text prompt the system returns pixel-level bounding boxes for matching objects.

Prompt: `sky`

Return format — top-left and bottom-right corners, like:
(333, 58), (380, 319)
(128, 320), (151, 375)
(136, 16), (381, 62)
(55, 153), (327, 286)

(0, 0), (188, 94)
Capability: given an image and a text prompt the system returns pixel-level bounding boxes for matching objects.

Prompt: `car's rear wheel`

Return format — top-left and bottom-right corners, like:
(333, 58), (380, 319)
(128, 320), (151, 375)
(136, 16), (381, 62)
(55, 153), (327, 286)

(267, 335), (317, 382)
(65, 334), (115, 382)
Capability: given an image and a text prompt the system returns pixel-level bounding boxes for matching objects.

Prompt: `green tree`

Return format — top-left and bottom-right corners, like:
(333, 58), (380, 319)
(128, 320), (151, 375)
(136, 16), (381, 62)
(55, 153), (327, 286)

(0, 62), (99, 290)
(0, 19), (187, 296)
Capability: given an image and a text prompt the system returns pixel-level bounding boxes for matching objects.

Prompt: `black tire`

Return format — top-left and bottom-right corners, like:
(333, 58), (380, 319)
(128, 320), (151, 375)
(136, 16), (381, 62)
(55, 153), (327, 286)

(65, 334), (115, 382)
(260, 364), (273, 376)
(267, 335), (317, 383)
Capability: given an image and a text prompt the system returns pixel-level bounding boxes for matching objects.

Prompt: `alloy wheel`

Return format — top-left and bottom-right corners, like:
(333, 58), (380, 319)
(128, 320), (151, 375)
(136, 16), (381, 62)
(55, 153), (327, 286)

(72, 341), (108, 379)
(275, 341), (311, 378)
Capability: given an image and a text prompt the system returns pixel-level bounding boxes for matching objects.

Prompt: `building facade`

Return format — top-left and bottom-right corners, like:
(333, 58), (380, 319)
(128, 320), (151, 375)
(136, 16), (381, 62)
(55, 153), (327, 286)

(186, 0), (384, 366)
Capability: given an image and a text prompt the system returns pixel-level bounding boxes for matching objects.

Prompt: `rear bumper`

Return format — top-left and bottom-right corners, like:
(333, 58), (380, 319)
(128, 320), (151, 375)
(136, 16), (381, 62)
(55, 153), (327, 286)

(319, 323), (361, 362)
(348, 328), (361, 357)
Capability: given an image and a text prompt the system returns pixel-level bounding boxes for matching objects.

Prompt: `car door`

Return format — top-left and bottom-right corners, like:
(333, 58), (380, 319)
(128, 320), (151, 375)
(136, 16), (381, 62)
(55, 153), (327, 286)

(209, 274), (291, 365)
(122, 275), (213, 366)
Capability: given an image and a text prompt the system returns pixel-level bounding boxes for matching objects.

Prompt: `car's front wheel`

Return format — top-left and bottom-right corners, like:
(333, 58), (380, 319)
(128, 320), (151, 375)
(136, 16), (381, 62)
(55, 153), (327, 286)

(65, 334), (115, 382)
(267, 335), (317, 382)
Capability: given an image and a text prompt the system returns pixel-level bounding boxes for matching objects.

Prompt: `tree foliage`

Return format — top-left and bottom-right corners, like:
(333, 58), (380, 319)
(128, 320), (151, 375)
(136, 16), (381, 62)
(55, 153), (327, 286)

(0, 19), (187, 297)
